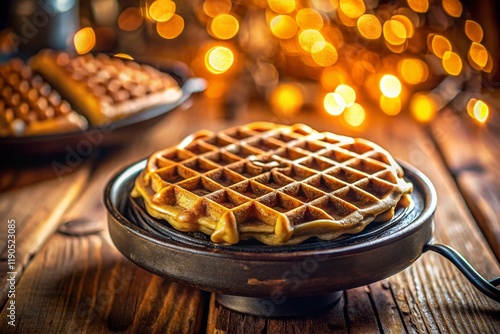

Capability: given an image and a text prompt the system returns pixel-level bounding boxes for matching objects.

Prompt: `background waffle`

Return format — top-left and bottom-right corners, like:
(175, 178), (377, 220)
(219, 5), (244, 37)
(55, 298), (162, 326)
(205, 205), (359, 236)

(30, 50), (182, 125)
(132, 122), (413, 245)
(0, 58), (87, 136)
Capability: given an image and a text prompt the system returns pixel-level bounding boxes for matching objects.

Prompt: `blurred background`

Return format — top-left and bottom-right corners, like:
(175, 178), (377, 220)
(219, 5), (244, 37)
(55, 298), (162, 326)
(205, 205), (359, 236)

(0, 0), (498, 129)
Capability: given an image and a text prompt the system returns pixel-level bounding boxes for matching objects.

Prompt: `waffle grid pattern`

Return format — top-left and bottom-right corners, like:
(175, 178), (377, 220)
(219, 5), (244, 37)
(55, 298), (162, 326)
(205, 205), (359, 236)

(133, 122), (413, 245)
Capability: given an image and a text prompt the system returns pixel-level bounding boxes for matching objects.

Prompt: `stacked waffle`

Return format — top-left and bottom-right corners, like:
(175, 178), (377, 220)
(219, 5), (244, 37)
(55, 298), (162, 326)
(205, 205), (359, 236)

(132, 122), (413, 246)
(0, 50), (182, 136)
(0, 58), (87, 136)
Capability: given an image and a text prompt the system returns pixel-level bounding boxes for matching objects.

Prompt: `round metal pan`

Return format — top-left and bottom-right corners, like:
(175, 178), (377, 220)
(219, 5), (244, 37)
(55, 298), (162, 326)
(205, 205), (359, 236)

(0, 61), (206, 159)
(104, 159), (500, 317)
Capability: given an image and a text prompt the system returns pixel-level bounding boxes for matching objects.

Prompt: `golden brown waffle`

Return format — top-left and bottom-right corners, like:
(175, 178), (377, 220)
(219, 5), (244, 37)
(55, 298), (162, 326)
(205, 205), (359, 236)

(132, 122), (413, 245)
(29, 50), (182, 125)
(0, 59), (87, 136)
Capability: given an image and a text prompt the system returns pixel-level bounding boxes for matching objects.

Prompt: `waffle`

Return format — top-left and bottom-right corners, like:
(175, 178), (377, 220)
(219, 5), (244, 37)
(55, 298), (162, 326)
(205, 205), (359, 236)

(0, 59), (87, 136)
(29, 50), (182, 125)
(132, 122), (413, 245)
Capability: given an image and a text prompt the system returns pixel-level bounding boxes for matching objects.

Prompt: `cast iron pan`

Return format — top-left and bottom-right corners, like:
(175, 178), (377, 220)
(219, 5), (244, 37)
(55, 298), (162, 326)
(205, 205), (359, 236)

(104, 160), (500, 317)
(0, 60), (206, 158)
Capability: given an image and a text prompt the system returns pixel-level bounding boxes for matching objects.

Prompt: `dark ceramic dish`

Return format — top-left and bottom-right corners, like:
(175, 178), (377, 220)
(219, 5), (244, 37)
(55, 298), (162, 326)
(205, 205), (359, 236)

(104, 160), (500, 317)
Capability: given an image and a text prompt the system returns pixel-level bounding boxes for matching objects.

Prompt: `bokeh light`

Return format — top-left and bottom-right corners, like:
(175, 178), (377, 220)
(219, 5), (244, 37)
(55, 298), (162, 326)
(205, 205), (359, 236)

(465, 20), (483, 43)
(268, 0), (296, 14)
(442, 0), (462, 18)
(442, 51), (462, 75)
(383, 20), (406, 46)
(467, 98), (489, 123)
(430, 35), (451, 59)
(270, 15), (298, 39)
(357, 14), (382, 40)
(271, 83), (304, 115)
(296, 8), (323, 30)
(149, 0), (176, 22)
(118, 7), (143, 32)
(339, 0), (366, 19)
(298, 29), (324, 52)
(399, 58), (428, 84)
(156, 14), (184, 39)
(335, 84), (356, 107)
(324, 92), (346, 116)
(469, 42), (488, 68)
(210, 14), (239, 40)
(311, 42), (338, 67)
(380, 75), (402, 98)
(380, 96), (401, 116)
(204, 0), (231, 17)
(74, 27), (95, 54)
(407, 0), (429, 13)
(343, 103), (366, 127)
(114, 53), (134, 60)
(205, 46), (235, 74)
(410, 93), (438, 122)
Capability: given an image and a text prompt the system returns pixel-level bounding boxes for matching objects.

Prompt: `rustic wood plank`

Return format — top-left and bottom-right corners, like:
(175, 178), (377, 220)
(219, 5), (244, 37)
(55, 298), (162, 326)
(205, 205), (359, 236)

(0, 232), (206, 333)
(2, 97), (500, 333)
(430, 108), (500, 260)
(0, 161), (91, 308)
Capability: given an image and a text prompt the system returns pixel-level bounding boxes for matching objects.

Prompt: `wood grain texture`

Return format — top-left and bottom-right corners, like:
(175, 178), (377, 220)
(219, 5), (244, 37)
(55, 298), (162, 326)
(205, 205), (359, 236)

(0, 161), (91, 307)
(1, 98), (500, 333)
(430, 108), (500, 260)
(0, 232), (205, 333)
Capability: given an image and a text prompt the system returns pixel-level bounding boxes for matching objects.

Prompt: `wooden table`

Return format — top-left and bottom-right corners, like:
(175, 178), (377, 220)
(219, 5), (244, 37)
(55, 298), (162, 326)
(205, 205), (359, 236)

(1, 94), (499, 333)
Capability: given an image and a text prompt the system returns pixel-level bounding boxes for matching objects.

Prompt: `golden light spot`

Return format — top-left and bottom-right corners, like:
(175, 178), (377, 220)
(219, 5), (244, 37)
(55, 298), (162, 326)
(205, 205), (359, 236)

(410, 93), (438, 122)
(270, 15), (298, 39)
(469, 42), (488, 68)
(204, 0), (231, 18)
(324, 92), (346, 115)
(311, 41), (338, 66)
(442, 0), (462, 18)
(357, 14), (381, 40)
(383, 20), (406, 46)
(298, 29), (324, 52)
(407, 0), (429, 13)
(339, 0), (366, 19)
(296, 8), (323, 30)
(74, 27), (95, 54)
(205, 46), (234, 74)
(268, 0), (295, 14)
(211, 14), (239, 40)
(483, 52), (493, 73)
(380, 75), (401, 98)
(337, 7), (358, 27)
(149, 0), (176, 22)
(271, 83), (304, 115)
(465, 20), (483, 43)
(467, 99), (489, 123)
(114, 53), (134, 60)
(343, 103), (365, 127)
(442, 51), (462, 75)
(321, 67), (346, 91)
(380, 96), (401, 116)
(335, 84), (356, 107)
(386, 40), (407, 53)
(157, 14), (184, 39)
(280, 37), (301, 54)
(399, 58), (428, 84)
(392, 15), (414, 38)
(117, 7), (143, 32)
(431, 35), (452, 58)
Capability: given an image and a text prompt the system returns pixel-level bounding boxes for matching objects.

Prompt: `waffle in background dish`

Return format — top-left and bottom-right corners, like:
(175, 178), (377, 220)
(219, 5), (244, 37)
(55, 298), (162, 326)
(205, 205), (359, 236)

(0, 58), (87, 137)
(132, 122), (413, 246)
(29, 50), (182, 125)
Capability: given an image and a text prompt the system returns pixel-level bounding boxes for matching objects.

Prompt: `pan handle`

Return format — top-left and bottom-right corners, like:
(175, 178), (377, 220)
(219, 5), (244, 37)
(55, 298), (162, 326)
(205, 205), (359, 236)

(424, 243), (500, 302)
